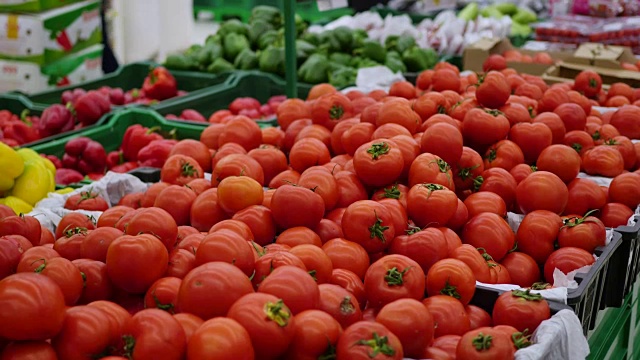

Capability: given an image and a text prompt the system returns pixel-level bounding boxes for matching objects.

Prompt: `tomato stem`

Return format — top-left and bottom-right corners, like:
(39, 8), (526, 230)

(340, 296), (355, 315)
(366, 142), (390, 160)
(530, 282), (551, 290)
(472, 333), (493, 351)
(355, 332), (396, 358)
(264, 299), (291, 327)
(384, 266), (409, 286)
(473, 176), (484, 192)
(32, 258), (46, 273)
(329, 105), (344, 120)
(405, 224), (422, 235)
(440, 279), (461, 299)
(153, 291), (175, 314)
(485, 149), (497, 163)
(512, 289), (544, 301)
(180, 160), (199, 177)
(383, 184), (400, 199)
(308, 270), (318, 282)
(513, 330), (532, 349)
(571, 143), (583, 154)
(368, 212), (390, 243)
(122, 334), (136, 359)
(592, 131), (601, 141)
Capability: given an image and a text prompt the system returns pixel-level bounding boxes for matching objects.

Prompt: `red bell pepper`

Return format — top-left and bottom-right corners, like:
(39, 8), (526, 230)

(73, 90), (111, 126)
(106, 150), (125, 169)
(41, 154), (62, 169)
(229, 97), (261, 115)
(121, 124), (164, 162)
(62, 137), (107, 175)
(37, 104), (74, 138)
(3, 112), (39, 145)
(110, 161), (139, 173)
(179, 109), (207, 122)
(61, 88), (86, 105)
(137, 139), (177, 168)
(55, 168), (84, 185)
(142, 66), (178, 101)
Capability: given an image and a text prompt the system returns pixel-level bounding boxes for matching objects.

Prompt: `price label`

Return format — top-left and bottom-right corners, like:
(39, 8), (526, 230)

(316, 0), (348, 11)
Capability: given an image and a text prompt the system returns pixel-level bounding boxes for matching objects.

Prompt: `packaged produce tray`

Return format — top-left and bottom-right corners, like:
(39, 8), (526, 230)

(154, 70), (311, 122)
(20, 62), (234, 107)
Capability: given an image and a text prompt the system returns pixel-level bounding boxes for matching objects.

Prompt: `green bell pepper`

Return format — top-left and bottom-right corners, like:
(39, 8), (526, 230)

(329, 66), (357, 88)
(248, 19), (275, 46)
(296, 40), (317, 63)
(205, 34), (221, 46)
(163, 53), (194, 71)
(352, 29), (367, 50)
(357, 58), (381, 69)
(234, 48), (259, 70)
(318, 31), (342, 53)
(395, 35), (417, 54)
(332, 26), (354, 53)
(301, 32), (321, 46)
(259, 46), (285, 75)
(223, 33), (250, 62)
(258, 30), (280, 51)
(250, 5), (282, 27)
(194, 42), (222, 68)
(217, 19), (249, 38)
(385, 51), (407, 73)
(357, 39), (387, 63)
(329, 52), (352, 66)
(385, 35), (399, 50)
(207, 58), (234, 74)
(299, 53), (329, 84)
(402, 47), (438, 72)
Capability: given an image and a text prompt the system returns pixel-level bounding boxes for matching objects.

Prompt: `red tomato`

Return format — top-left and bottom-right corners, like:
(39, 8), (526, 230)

(501, 252), (541, 288)
(536, 145), (582, 183)
(554, 103), (587, 132)
(322, 238), (370, 280)
(462, 108), (510, 152)
(450, 244), (492, 283)
(334, 171), (369, 209)
(564, 130), (595, 156)
(143, 277), (181, 314)
(213, 153), (265, 186)
(342, 200), (396, 254)
(258, 265), (319, 315)
(466, 305), (492, 330)
(285, 310), (343, 360)
(314, 218), (344, 244)
(0, 273), (65, 340)
(564, 178), (607, 216)
(406, 183), (458, 228)
(453, 147), (485, 191)
(270, 185), (325, 230)
(187, 317), (254, 359)
(317, 283), (362, 329)
(0, 215), (41, 247)
(456, 328), (515, 359)
(72, 259), (113, 304)
(483, 139), (525, 172)
(154, 185), (196, 226)
(582, 146), (624, 177)
(55, 212), (95, 239)
(533, 112), (566, 145)
(19, 257), (83, 306)
(64, 191), (109, 212)
(517, 210), (563, 264)
(462, 213), (515, 262)
(118, 308), (186, 360)
(290, 245), (333, 285)
(97, 206), (133, 228)
(227, 293), (296, 360)
(421, 123), (463, 168)
(600, 203), (634, 228)
(376, 299), (434, 358)
(165, 248), (196, 279)
(476, 71), (510, 109)
(423, 295), (470, 337)
(475, 168), (518, 210)
(493, 289), (551, 333)
(232, 205), (276, 246)
(610, 105), (640, 139)
(52, 306), (113, 359)
(190, 188), (229, 232)
(0, 341), (57, 359)
(408, 153), (455, 190)
(464, 191), (507, 218)
(390, 227), (448, 274)
(352, 140), (404, 188)
(558, 215), (606, 253)
(609, 173), (640, 210)
(125, 208), (178, 251)
(509, 122), (553, 164)
(426, 259), (476, 305)
(516, 171), (568, 214)
(364, 254), (425, 309)
(432, 335), (461, 359)
(336, 321), (403, 360)
(330, 269), (367, 309)
(544, 247), (595, 284)
(608, 136), (636, 170)
(161, 154), (204, 185)
(573, 70), (602, 97)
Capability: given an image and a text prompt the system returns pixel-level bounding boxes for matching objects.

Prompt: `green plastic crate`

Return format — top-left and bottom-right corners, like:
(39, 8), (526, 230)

(155, 70), (311, 123)
(588, 298), (632, 359)
(22, 62), (235, 107)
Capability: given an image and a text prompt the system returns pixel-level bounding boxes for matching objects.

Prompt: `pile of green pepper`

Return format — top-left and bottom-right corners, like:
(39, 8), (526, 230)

(164, 6), (439, 88)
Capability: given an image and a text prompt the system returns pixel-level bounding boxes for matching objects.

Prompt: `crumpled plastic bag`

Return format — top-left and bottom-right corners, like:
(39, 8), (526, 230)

(340, 66), (406, 94)
(27, 172), (149, 234)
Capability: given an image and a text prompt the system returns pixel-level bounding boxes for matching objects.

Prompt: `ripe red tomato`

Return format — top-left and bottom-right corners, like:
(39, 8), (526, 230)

(342, 200), (396, 254)
(252, 251), (307, 289)
(564, 178), (607, 216)
(217, 176), (264, 215)
(227, 293), (296, 360)
(600, 203), (634, 228)
(286, 310), (343, 360)
(501, 252), (541, 288)
(118, 308), (186, 360)
(421, 123), (463, 168)
(177, 262), (253, 319)
(454, 146), (485, 191)
(72, 259), (113, 304)
(408, 153), (455, 190)
(475, 168), (518, 210)
(187, 317), (254, 360)
(213, 153), (265, 186)
(0, 215), (41, 247)
(322, 238), (370, 279)
(19, 257), (83, 306)
(364, 254), (425, 310)
(463, 108), (510, 151)
(56, 212), (95, 239)
(558, 215), (606, 253)
(609, 173), (640, 210)
(456, 328), (515, 359)
(508, 122), (553, 164)
(450, 244), (492, 284)
(336, 321), (404, 360)
(544, 247), (595, 284)
(125, 208), (178, 251)
(196, 230), (255, 276)
(376, 299), (434, 358)
(536, 145), (582, 183)
(476, 71), (510, 109)
(493, 289), (551, 333)
(0, 341), (57, 359)
(330, 269), (367, 309)
(97, 206), (133, 229)
(154, 185), (196, 226)
(423, 295), (470, 337)
(431, 335), (461, 359)
(189, 188), (229, 232)
(426, 259), (476, 305)
(143, 276), (181, 314)
(466, 305), (492, 330)
(0, 273), (65, 341)
(462, 213), (515, 262)
(161, 154), (204, 185)
(64, 191), (109, 212)
(516, 171), (568, 214)
(172, 313), (203, 343)
(464, 191), (507, 218)
(564, 130), (595, 156)
(582, 146), (624, 177)
(390, 227), (448, 274)
(106, 234), (169, 294)
(407, 183), (458, 228)
(165, 248), (196, 279)
(258, 265), (319, 315)
(573, 70), (602, 97)
(317, 283), (362, 329)
(52, 305), (113, 359)
(352, 140), (405, 187)
(270, 185), (325, 230)
(517, 210), (563, 264)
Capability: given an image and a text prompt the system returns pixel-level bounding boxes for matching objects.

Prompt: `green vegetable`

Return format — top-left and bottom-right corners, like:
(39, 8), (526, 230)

(302, 32), (321, 46)
(402, 47), (438, 72)
(513, 8), (537, 24)
(164, 53), (194, 71)
(351, 29), (367, 50)
(329, 66), (357, 88)
(298, 53), (329, 83)
(248, 19), (275, 46)
(332, 26), (355, 53)
(395, 35), (416, 54)
(258, 30), (280, 50)
(204, 35), (221, 46)
(217, 19), (249, 38)
(328, 61), (348, 72)
(385, 51), (407, 73)
(195, 43), (223, 68)
(207, 58), (234, 74)
(250, 5), (282, 27)
(495, 2), (518, 15)
(223, 33), (250, 62)
(318, 31), (343, 53)
(511, 22), (532, 37)
(481, 5), (504, 19)
(357, 39), (386, 63)
(458, 2), (479, 20)
(356, 58), (381, 69)
(234, 48), (259, 70)
(259, 46), (285, 75)
(296, 40), (317, 62)
(329, 52), (352, 66)
(385, 35), (399, 50)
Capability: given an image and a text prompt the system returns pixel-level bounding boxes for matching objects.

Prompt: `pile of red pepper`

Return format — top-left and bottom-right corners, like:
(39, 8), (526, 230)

(166, 95), (285, 123)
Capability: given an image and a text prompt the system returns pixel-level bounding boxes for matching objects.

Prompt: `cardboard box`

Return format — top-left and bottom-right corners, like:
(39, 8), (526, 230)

(0, 44), (103, 94)
(542, 61), (640, 87)
(568, 43), (639, 69)
(0, 0), (102, 65)
(0, 0), (84, 12)
(463, 38), (575, 75)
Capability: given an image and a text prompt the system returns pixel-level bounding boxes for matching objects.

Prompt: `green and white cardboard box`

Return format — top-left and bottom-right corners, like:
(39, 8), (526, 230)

(0, 0), (101, 65)
(0, 0), (84, 13)
(0, 43), (102, 93)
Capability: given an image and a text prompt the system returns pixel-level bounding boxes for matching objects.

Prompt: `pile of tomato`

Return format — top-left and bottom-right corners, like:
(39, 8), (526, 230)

(1, 61), (640, 360)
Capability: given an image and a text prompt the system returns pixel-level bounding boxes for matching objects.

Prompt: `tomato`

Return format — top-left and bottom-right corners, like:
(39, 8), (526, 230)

(573, 70), (602, 97)
(218, 115), (262, 151)
(516, 210), (563, 264)
(558, 215), (606, 253)
(364, 254), (425, 309)
(374, 299), (433, 358)
(336, 321), (403, 360)
(545, 246), (596, 285)
(450, 244), (492, 283)
(143, 277), (181, 314)
(453, 147), (485, 191)
(422, 346), (455, 360)
(564, 130), (595, 156)
(432, 335), (461, 359)
(289, 138), (331, 173)
(295, 124), (331, 149)
(0, 236), (28, 280)
(610, 105), (640, 139)
(0, 341), (57, 359)
(536, 145), (581, 183)
(342, 200), (396, 254)
(172, 313), (203, 344)
(64, 192), (109, 212)
(311, 92), (353, 130)
(189, 188), (229, 232)
(140, 182), (170, 207)
(600, 203), (634, 228)
(0, 273), (65, 340)
(52, 228), (85, 260)
(330, 269), (367, 308)
(409, 153), (455, 190)
(318, 283), (362, 329)
(476, 71), (510, 109)
(423, 295), (470, 337)
(475, 168), (518, 210)
(426, 259), (476, 305)
(389, 227), (448, 275)
(493, 289), (551, 333)
(216, 176), (264, 215)
(406, 183), (458, 228)
(532, 113), (566, 146)
(165, 248), (196, 279)
(500, 252), (541, 287)
(283, 311), (342, 360)
(314, 218), (344, 244)
(564, 178), (607, 216)
(52, 305), (113, 359)
(55, 212), (95, 239)
(169, 139), (212, 172)
(462, 108), (510, 152)
(117, 308), (186, 360)
(582, 146), (624, 177)
(376, 99), (422, 133)
(609, 173), (640, 210)
(270, 185), (325, 230)
(258, 265), (319, 315)
(228, 292), (296, 360)
(516, 171), (568, 215)
(97, 206), (133, 228)
(153, 185), (196, 226)
(462, 213), (515, 262)
(464, 191), (507, 218)
(0, 215), (41, 247)
(289, 245), (333, 284)
(509, 122), (553, 164)
(421, 123), (463, 168)
(106, 234), (169, 294)
(161, 154), (204, 185)
(591, 124), (620, 145)
(554, 103), (587, 132)
(352, 140), (404, 188)
(125, 208), (178, 251)
(466, 305), (492, 329)
(186, 317), (254, 360)
(213, 153), (265, 186)
(39, 226), (55, 246)
(72, 259), (113, 304)
(18, 256), (82, 306)
(456, 328), (515, 359)
(277, 98), (311, 130)
(176, 261), (253, 320)
(483, 140), (524, 172)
